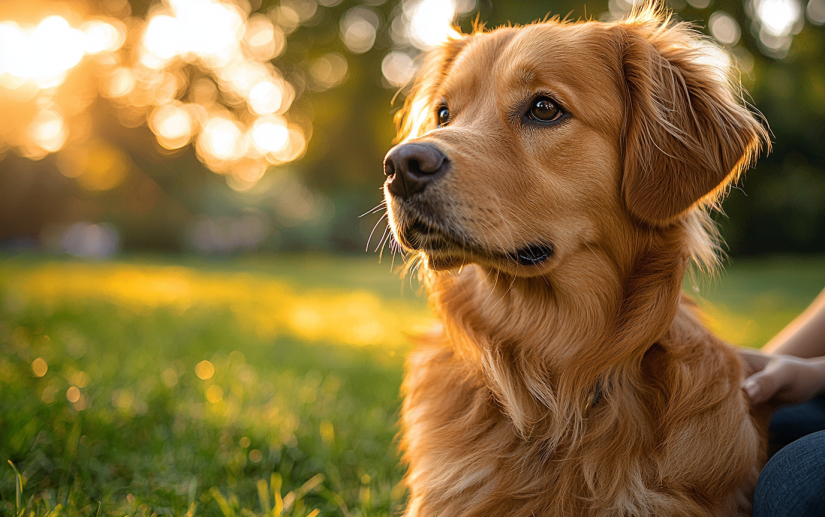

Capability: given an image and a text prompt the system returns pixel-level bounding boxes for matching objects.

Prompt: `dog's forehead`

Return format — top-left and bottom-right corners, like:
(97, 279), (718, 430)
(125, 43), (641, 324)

(442, 23), (624, 133)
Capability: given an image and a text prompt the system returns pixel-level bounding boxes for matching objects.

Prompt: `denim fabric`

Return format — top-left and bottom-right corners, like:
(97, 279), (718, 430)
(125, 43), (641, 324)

(753, 430), (825, 517)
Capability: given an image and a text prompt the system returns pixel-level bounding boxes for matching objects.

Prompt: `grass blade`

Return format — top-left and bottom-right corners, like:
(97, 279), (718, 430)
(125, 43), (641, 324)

(209, 488), (234, 517)
(271, 474), (283, 516)
(7, 460), (23, 515)
(295, 474), (324, 499)
(256, 479), (271, 514)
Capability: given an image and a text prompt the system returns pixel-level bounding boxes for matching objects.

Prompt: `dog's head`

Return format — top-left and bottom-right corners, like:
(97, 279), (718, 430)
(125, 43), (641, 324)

(383, 6), (767, 276)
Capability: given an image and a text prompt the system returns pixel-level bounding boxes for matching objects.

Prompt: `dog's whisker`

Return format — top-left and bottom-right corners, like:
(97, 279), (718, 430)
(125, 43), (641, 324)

(359, 202), (387, 218)
(378, 228), (391, 263)
(365, 213), (388, 252)
(374, 224), (391, 253)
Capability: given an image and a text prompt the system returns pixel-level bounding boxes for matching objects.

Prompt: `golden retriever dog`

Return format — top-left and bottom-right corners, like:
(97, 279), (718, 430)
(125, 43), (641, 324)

(380, 4), (771, 517)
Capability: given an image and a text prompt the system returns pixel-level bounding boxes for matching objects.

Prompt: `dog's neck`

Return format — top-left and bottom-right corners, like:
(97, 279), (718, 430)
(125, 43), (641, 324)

(425, 224), (690, 439)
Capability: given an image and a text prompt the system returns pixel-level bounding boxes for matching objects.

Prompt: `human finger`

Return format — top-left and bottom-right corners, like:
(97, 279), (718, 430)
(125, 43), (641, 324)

(742, 361), (788, 404)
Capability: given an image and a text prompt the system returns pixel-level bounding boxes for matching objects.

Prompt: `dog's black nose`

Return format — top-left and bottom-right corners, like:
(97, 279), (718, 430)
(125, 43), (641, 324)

(383, 143), (449, 199)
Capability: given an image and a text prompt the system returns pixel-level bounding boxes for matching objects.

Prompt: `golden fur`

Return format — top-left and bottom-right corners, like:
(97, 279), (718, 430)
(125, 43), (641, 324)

(383, 5), (770, 517)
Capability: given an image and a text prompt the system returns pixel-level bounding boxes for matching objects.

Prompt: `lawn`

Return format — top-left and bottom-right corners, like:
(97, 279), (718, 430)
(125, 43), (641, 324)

(1, 254), (823, 516)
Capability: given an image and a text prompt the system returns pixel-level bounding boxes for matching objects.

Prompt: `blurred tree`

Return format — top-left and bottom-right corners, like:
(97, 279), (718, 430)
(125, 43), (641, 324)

(0, 0), (822, 256)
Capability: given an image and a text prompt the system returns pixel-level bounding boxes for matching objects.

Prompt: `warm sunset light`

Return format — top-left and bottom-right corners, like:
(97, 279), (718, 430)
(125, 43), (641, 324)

(0, 0), (320, 190)
(250, 116), (290, 155)
(27, 110), (68, 153)
(407, 0), (461, 49)
(150, 102), (193, 149)
(1, 1), (824, 515)
(0, 16), (123, 88)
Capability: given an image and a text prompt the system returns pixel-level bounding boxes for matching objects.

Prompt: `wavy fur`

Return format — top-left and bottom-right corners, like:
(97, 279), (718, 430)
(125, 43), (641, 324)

(386, 6), (771, 516)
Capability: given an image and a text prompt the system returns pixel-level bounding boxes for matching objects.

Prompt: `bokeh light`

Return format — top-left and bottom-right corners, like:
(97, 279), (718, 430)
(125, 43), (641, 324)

(308, 53), (349, 91)
(28, 110), (68, 153)
(340, 7), (379, 54)
(809, 0), (825, 24)
(198, 116), (245, 166)
(251, 116), (290, 154)
(0, 0), (346, 191)
(66, 386), (81, 403)
(31, 358), (48, 378)
(82, 20), (126, 54)
(382, 51), (417, 87)
(195, 360), (215, 380)
(381, 0), (475, 87)
(249, 81), (284, 115)
(149, 102), (193, 149)
(406, 0), (460, 49)
(747, 0), (805, 56)
(709, 11), (742, 45)
(754, 0), (802, 36)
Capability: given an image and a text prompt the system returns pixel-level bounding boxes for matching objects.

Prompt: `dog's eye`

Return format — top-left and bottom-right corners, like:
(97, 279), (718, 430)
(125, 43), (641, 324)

(528, 97), (561, 122)
(437, 107), (450, 127)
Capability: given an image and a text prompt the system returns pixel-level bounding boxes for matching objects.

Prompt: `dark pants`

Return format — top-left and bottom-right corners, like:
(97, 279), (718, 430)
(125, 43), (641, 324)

(753, 396), (825, 517)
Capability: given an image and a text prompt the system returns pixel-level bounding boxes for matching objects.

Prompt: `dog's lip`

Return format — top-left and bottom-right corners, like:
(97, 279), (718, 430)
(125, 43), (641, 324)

(512, 244), (555, 266)
(399, 214), (554, 268)
(401, 216), (469, 254)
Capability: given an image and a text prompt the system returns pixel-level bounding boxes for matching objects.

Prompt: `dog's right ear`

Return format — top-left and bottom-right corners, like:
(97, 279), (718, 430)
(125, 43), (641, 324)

(615, 7), (769, 226)
(395, 36), (469, 143)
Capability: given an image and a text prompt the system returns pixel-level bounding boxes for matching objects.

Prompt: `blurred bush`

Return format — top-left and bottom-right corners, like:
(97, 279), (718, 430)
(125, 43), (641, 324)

(0, 0), (823, 255)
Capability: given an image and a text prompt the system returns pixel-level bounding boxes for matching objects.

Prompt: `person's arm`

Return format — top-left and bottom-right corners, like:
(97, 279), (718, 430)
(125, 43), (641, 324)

(764, 288), (825, 358)
(740, 288), (825, 405)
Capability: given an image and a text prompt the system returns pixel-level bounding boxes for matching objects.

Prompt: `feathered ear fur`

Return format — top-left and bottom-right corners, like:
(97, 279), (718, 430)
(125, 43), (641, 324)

(617, 6), (769, 225)
(394, 36), (469, 143)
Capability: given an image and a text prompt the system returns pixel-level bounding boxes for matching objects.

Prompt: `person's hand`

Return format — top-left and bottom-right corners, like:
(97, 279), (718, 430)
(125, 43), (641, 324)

(739, 348), (825, 405)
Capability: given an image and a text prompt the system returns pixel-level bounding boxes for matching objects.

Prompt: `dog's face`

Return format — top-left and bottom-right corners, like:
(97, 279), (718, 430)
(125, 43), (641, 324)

(383, 12), (766, 277)
(386, 24), (626, 275)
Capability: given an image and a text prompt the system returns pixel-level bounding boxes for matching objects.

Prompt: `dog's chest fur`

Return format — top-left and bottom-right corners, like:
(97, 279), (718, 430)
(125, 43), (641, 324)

(399, 306), (764, 517)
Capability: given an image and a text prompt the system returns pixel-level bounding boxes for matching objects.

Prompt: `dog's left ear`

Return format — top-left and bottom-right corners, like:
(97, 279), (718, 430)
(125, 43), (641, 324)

(617, 9), (769, 226)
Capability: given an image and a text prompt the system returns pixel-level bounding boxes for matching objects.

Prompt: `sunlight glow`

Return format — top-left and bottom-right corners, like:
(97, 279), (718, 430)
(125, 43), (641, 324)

(141, 0), (245, 66)
(407, 0), (459, 49)
(28, 111), (68, 153)
(150, 102), (193, 149)
(250, 116), (290, 154)
(249, 81), (284, 115)
(747, 0), (804, 56)
(9, 263), (433, 348)
(83, 20), (126, 54)
(382, 0), (474, 87)
(0, 0), (329, 188)
(755, 0), (803, 35)
(198, 116), (245, 166)
(0, 16), (124, 91)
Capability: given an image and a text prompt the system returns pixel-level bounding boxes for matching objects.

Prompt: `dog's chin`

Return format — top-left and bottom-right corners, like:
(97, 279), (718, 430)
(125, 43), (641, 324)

(423, 252), (467, 271)
(396, 220), (470, 271)
(391, 214), (555, 273)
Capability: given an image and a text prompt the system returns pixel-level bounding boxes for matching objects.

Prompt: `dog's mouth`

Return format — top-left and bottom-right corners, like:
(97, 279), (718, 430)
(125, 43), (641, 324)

(394, 212), (554, 269)
(513, 244), (555, 266)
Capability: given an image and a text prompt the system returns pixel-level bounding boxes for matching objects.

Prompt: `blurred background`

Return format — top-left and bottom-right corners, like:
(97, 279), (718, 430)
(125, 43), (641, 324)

(1, 0), (823, 257)
(1, 0), (823, 515)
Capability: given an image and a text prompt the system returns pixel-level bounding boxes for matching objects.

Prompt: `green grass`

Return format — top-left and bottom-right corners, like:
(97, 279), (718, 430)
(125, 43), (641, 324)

(0, 254), (823, 516)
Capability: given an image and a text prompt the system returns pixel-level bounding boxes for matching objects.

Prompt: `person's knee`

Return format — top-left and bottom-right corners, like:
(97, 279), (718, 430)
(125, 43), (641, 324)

(754, 430), (825, 517)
